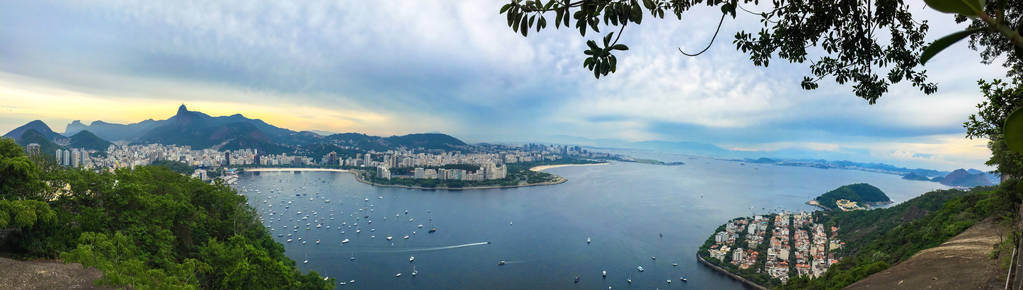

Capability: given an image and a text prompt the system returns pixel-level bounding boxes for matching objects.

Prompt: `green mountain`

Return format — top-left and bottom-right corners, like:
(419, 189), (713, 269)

(782, 186), (1009, 289)
(932, 169), (994, 187)
(69, 130), (112, 152)
(4, 120), (67, 144)
(325, 132), (468, 151)
(65, 119), (163, 141)
(14, 106), (469, 156)
(14, 129), (61, 159)
(814, 183), (891, 210)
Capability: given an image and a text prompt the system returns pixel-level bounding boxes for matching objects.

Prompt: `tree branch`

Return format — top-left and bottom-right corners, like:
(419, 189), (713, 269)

(679, 13), (726, 56)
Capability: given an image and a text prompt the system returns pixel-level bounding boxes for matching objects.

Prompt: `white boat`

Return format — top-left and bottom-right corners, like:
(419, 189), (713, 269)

(418, 224), (423, 228)
(602, 270), (606, 278)
(651, 256), (656, 260)
(394, 273), (401, 278)
(587, 237), (591, 244)
(386, 236), (393, 241)
(498, 260), (506, 266)
(411, 265), (418, 276)
(403, 235), (409, 239)
(316, 240), (320, 244)
(286, 239), (293, 243)
(409, 256), (415, 262)
(637, 266), (644, 272)
(341, 239), (350, 244)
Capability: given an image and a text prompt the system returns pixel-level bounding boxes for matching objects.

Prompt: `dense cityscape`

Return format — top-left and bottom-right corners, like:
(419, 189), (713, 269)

(702, 211), (842, 286)
(39, 142), (614, 184)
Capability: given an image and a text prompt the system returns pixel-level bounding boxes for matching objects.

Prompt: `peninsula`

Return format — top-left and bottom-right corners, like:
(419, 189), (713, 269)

(807, 183), (891, 211)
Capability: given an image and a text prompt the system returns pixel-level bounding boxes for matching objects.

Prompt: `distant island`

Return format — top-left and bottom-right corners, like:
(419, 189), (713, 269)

(807, 183), (891, 211)
(740, 157), (997, 188)
(623, 158), (685, 166)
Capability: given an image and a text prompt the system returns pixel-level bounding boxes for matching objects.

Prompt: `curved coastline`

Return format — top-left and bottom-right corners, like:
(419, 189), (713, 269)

(697, 256), (769, 290)
(241, 166), (587, 190)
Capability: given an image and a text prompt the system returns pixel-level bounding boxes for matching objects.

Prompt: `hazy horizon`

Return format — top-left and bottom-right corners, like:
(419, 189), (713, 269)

(0, 0), (1002, 170)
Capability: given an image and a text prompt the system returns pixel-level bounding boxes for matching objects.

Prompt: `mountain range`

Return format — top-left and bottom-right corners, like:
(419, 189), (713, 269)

(5, 105), (468, 157)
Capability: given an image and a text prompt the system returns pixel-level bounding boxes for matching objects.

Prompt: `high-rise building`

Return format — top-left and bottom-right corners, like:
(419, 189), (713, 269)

(71, 148), (81, 167)
(26, 143), (40, 157)
(224, 152), (231, 166)
(376, 166), (391, 180)
(55, 149), (62, 164)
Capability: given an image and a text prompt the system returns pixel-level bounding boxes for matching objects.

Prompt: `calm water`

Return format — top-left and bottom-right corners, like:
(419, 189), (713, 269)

(234, 155), (946, 289)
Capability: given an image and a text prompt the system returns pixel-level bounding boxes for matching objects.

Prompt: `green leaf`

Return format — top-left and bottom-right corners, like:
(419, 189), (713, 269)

(610, 55), (617, 73)
(604, 32), (614, 46)
(555, 9), (564, 28)
(1005, 107), (1023, 154)
(611, 44), (629, 51)
(521, 15), (529, 36)
(500, 4), (513, 14)
(924, 0), (985, 16)
(921, 28), (984, 64)
(643, 0), (655, 10)
(631, 0), (643, 23)
(587, 40), (601, 51)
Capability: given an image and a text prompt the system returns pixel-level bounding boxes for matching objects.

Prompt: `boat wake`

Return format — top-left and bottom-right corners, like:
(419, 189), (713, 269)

(356, 242), (491, 253)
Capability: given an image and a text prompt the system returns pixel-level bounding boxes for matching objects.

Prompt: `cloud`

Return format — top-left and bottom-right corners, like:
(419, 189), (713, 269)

(0, 0), (1002, 170)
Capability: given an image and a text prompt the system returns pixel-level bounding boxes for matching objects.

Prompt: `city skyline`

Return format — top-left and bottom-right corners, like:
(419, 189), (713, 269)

(0, 1), (1003, 170)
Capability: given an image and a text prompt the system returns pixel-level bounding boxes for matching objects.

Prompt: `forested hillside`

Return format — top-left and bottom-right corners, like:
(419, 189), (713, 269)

(782, 184), (1017, 289)
(0, 137), (331, 289)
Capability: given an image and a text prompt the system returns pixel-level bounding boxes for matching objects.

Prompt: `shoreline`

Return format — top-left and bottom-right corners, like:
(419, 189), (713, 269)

(241, 167), (569, 191)
(697, 256), (769, 290)
(806, 200), (831, 211)
(352, 172), (567, 191)
(529, 162), (609, 172)
(244, 168), (351, 173)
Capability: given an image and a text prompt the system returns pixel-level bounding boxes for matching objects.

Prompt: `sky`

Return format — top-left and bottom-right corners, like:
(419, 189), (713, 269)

(0, 0), (1008, 171)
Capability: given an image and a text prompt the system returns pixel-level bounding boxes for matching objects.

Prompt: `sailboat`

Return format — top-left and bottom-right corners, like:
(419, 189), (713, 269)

(411, 265), (418, 277)
(303, 253), (309, 264)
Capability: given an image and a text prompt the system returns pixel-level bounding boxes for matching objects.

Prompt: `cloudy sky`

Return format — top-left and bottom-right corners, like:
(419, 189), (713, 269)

(0, 0), (1006, 170)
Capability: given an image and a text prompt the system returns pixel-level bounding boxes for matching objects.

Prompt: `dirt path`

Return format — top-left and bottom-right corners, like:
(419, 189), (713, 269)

(846, 219), (1004, 290)
(0, 257), (109, 289)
